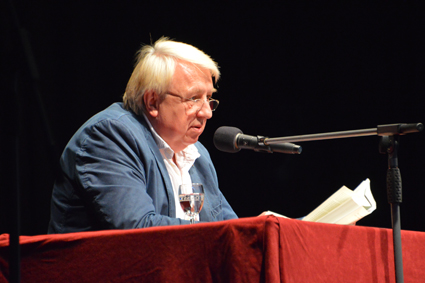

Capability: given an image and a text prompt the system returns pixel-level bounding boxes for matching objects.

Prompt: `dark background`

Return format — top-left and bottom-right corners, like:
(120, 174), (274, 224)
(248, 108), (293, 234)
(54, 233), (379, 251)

(1, 1), (424, 235)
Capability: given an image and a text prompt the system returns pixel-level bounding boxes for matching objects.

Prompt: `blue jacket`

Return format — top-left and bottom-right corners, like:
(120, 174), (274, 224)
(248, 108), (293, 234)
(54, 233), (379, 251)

(48, 103), (237, 233)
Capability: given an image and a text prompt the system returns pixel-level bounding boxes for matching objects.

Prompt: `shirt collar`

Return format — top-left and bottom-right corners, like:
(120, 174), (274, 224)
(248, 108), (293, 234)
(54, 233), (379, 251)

(142, 113), (200, 164)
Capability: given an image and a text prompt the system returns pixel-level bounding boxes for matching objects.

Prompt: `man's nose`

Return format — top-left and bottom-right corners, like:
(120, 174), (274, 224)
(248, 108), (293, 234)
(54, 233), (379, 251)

(197, 100), (213, 119)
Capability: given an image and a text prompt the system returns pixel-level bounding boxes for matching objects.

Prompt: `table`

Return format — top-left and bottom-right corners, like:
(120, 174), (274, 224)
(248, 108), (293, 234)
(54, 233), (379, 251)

(1, 216), (424, 282)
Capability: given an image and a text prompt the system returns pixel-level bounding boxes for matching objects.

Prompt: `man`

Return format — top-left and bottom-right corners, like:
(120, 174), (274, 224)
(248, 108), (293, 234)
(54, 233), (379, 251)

(48, 37), (238, 233)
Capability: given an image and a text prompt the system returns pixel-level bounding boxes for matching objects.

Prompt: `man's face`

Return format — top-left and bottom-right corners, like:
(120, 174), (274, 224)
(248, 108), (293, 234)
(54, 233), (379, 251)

(147, 61), (215, 153)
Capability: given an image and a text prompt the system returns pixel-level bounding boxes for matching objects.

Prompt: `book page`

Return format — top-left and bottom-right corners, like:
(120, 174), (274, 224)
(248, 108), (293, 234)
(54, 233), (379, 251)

(335, 206), (371, 225)
(353, 178), (376, 213)
(303, 186), (353, 222)
(304, 178), (375, 224)
(264, 211), (288, 218)
(266, 178), (375, 225)
(313, 197), (368, 224)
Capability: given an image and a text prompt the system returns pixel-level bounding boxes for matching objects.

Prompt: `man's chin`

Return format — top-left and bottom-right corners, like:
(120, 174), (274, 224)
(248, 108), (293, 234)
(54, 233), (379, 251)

(184, 134), (201, 146)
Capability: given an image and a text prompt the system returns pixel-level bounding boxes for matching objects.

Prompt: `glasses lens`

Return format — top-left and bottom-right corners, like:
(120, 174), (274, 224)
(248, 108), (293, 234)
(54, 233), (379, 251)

(209, 100), (219, 111)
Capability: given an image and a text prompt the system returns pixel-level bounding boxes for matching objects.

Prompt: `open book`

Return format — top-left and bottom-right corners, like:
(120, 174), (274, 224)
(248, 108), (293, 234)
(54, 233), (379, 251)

(266, 179), (376, 225)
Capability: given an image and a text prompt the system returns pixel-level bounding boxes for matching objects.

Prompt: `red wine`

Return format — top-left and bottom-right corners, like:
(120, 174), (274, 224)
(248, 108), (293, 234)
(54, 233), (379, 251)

(179, 193), (204, 216)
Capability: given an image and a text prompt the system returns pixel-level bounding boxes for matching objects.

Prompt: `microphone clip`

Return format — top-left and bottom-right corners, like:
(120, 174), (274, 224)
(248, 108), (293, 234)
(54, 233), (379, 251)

(254, 136), (273, 153)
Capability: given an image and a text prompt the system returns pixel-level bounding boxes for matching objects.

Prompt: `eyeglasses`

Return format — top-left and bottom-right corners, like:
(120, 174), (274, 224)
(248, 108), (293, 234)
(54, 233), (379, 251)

(166, 93), (219, 111)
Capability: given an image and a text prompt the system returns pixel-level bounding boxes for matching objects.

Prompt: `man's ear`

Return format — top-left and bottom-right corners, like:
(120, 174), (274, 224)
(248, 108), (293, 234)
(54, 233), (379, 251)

(143, 90), (159, 117)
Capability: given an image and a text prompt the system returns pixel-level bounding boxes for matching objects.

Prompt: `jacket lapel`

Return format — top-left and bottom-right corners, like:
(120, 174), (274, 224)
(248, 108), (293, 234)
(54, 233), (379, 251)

(139, 117), (177, 218)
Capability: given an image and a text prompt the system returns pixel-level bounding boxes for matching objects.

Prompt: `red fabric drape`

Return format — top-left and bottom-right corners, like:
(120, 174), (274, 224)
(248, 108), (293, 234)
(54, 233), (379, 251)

(275, 218), (424, 282)
(1, 216), (424, 282)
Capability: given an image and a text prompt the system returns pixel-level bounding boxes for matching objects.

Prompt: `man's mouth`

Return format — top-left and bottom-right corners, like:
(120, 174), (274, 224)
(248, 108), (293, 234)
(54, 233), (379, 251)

(190, 124), (204, 133)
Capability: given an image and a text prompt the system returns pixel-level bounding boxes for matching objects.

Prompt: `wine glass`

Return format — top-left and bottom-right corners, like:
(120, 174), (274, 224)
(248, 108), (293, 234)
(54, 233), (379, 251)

(179, 183), (205, 224)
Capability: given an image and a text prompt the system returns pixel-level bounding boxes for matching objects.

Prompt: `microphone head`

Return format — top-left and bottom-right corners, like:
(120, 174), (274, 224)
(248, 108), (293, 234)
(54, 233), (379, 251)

(213, 126), (243, 153)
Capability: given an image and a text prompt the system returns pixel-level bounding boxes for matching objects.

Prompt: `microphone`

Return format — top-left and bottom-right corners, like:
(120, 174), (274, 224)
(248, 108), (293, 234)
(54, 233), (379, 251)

(213, 126), (302, 154)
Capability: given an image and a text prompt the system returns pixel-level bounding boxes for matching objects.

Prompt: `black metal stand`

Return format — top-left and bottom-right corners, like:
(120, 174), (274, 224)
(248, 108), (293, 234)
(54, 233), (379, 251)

(4, 1), (60, 282)
(10, 136), (21, 283)
(263, 123), (423, 283)
(380, 135), (404, 283)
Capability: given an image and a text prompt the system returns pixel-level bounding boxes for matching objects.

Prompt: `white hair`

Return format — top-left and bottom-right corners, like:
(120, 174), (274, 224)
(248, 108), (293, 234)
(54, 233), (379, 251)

(123, 37), (220, 115)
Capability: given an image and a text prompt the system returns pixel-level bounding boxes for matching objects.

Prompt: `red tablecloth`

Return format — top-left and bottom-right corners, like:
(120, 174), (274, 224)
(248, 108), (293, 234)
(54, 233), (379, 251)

(1, 216), (424, 282)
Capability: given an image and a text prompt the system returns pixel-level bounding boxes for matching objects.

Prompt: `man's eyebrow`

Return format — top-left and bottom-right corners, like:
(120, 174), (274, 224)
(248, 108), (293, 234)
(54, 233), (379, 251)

(207, 88), (217, 98)
(190, 88), (217, 96)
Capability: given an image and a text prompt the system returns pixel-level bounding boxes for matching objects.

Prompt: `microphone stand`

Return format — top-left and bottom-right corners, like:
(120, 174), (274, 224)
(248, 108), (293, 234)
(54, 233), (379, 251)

(264, 123), (423, 283)
(4, 1), (60, 282)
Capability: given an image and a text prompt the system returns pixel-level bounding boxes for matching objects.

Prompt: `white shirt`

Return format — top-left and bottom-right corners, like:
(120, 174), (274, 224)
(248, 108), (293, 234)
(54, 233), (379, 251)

(143, 114), (200, 220)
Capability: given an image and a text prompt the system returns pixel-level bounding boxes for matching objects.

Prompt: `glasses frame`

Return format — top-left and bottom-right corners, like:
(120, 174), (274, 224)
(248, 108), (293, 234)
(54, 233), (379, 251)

(165, 92), (219, 112)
